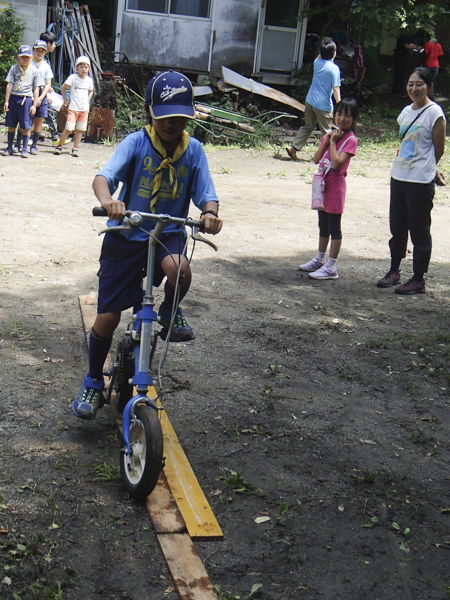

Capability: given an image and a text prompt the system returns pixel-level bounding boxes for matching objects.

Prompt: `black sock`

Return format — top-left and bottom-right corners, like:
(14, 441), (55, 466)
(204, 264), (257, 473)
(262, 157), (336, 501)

(88, 328), (113, 381)
(7, 132), (14, 149)
(31, 132), (40, 148)
(159, 279), (190, 314)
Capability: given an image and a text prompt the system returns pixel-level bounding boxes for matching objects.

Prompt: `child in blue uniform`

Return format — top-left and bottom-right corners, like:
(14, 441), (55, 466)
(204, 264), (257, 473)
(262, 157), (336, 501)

(2, 45), (39, 158)
(72, 70), (222, 420)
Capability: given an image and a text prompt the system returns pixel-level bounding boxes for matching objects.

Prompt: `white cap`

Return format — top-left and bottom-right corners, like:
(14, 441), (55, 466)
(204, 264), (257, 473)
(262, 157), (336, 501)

(75, 55), (90, 67)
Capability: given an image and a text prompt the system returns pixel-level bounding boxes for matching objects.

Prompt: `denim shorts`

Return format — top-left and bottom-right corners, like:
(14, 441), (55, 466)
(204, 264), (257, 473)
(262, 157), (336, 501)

(97, 231), (187, 314)
(5, 95), (33, 129)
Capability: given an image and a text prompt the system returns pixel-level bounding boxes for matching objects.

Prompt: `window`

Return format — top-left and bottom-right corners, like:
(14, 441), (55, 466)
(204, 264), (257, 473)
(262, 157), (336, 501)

(128, 0), (210, 18)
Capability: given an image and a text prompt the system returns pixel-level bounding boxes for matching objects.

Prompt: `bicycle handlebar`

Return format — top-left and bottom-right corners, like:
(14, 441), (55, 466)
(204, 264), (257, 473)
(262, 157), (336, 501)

(92, 207), (205, 232)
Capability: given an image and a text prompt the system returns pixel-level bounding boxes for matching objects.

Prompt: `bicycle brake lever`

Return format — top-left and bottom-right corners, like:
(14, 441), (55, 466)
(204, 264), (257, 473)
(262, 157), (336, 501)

(191, 228), (218, 251)
(98, 215), (139, 236)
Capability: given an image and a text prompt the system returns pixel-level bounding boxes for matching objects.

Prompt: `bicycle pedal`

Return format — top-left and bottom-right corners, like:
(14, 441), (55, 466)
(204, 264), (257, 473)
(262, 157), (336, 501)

(98, 392), (107, 409)
(159, 327), (169, 341)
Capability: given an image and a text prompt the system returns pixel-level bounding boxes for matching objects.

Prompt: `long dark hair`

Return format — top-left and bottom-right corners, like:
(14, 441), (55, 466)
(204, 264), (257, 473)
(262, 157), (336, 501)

(407, 67), (435, 101)
(333, 98), (359, 132)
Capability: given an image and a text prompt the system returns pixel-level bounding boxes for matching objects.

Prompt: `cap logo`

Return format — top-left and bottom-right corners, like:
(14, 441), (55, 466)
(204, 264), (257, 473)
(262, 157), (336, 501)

(160, 84), (188, 103)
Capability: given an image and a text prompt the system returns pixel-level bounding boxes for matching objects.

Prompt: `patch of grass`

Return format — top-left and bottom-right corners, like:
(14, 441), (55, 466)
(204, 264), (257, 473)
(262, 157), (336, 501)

(93, 461), (120, 481)
(218, 469), (264, 502)
(213, 583), (263, 600)
(8, 321), (31, 338)
(210, 166), (234, 174)
(264, 168), (287, 179)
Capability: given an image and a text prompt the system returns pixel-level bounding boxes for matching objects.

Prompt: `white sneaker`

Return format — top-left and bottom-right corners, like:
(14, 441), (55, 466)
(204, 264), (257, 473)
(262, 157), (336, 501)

(298, 257), (325, 272)
(309, 263), (339, 280)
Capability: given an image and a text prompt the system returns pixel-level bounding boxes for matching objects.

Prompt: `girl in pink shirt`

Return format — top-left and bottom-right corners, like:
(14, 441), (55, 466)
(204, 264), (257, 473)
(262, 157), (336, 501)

(299, 98), (358, 280)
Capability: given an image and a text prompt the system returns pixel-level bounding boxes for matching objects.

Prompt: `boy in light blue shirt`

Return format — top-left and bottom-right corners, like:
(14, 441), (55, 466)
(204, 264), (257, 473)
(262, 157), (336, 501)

(287, 39), (341, 160)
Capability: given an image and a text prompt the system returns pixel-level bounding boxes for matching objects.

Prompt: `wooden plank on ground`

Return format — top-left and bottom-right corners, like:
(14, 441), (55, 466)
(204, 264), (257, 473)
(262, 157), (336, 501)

(78, 295), (217, 599)
(146, 473), (186, 534)
(78, 294), (222, 539)
(157, 533), (217, 600)
(158, 403), (223, 540)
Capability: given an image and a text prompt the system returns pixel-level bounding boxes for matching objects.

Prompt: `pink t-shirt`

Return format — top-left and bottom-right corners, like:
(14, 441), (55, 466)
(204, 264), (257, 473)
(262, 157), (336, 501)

(424, 41), (443, 69)
(319, 131), (357, 214)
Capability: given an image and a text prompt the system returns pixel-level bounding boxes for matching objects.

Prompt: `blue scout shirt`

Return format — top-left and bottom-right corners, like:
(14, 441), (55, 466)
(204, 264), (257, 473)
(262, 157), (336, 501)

(97, 129), (218, 242)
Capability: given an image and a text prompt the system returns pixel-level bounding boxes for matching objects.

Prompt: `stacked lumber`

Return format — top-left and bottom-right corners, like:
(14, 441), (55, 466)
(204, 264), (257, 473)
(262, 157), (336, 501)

(55, 1), (103, 89)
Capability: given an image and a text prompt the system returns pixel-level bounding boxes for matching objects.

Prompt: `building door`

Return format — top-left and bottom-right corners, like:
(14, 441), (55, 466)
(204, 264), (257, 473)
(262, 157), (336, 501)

(256, 0), (307, 73)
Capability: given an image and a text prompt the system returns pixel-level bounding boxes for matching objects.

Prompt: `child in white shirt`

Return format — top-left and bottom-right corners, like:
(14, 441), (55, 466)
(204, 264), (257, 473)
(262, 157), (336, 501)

(54, 55), (93, 157)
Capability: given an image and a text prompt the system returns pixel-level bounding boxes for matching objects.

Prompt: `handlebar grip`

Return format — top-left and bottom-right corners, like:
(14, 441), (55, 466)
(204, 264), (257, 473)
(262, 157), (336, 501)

(93, 207), (108, 217)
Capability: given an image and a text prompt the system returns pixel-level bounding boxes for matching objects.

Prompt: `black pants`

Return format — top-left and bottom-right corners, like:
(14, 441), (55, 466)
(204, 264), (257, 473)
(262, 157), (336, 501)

(389, 177), (435, 277)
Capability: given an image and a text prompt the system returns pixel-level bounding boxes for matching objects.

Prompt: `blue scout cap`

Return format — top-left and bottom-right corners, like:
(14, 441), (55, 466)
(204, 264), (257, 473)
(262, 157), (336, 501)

(146, 71), (195, 120)
(18, 44), (33, 57)
(34, 40), (47, 50)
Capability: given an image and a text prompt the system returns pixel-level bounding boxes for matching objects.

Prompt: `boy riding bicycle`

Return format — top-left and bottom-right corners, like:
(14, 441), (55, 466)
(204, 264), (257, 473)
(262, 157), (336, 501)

(73, 70), (222, 420)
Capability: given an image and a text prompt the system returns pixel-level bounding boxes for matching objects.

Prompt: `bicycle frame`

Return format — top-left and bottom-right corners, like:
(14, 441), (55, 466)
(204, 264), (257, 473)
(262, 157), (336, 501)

(95, 209), (215, 455)
(121, 218), (164, 455)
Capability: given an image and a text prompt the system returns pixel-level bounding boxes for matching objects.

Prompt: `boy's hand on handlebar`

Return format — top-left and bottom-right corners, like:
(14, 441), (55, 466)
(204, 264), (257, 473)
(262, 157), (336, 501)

(201, 214), (223, 235)
(102, 200), (127, 222)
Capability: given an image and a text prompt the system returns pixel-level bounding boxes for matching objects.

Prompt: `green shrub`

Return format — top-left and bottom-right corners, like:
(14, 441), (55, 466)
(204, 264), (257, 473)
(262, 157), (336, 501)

(0, 8), (25, 107)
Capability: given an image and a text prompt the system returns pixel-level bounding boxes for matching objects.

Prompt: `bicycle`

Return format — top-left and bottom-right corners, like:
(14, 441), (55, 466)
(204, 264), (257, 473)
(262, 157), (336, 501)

(92, 207), (217, 500)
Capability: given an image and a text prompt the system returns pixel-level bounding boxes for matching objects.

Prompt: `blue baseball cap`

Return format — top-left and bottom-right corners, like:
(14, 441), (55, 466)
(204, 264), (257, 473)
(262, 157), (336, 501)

(33, 40), (47, 50)
(18, 44), (33, 57)
(146, 71), (195, 120)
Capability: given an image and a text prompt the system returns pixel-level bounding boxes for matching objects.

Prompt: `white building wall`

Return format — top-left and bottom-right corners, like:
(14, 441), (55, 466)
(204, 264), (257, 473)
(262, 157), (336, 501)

(1, 0), (48, 45)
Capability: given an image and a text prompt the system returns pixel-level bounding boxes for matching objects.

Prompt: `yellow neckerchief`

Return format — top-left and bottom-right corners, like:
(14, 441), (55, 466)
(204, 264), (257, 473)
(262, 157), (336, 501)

(32, 57), (44, 70)
(16, 63), (31, 91)
(144, 124), (189, 213)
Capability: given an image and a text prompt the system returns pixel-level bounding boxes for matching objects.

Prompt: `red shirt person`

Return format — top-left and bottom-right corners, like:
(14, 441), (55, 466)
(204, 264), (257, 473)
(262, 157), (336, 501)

(424, 39), (443, 84)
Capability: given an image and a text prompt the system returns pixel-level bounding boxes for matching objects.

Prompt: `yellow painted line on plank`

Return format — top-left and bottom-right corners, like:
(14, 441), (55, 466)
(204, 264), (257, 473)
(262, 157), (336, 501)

(151, 389), (223, 540)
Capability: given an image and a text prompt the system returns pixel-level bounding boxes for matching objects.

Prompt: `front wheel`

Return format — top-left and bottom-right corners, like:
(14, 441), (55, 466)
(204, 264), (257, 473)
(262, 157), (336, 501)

(120, 405), (163, 500)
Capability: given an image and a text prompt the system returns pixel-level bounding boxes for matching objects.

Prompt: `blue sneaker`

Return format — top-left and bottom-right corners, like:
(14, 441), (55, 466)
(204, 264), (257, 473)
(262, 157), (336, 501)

(30, 146), (38, 155)
(158, 307), (195, 342)
(2, 147), (13, 156)
(21, 149), (29, 159)
(72, 376), (104, 420)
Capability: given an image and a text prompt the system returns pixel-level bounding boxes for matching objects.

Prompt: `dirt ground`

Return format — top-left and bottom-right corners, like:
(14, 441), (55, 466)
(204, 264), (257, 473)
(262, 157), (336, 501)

(1, 129), (450, 600)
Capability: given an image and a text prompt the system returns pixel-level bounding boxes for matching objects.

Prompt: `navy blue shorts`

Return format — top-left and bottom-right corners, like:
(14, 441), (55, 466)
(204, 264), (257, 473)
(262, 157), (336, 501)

(34, 92), (48, 118)
(97, 231), (188, 314)
(5, 95), (33, 129)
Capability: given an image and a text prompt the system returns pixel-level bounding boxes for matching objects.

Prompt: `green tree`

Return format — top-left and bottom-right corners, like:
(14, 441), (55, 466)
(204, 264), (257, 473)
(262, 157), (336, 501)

(303, 0), (448, 47)
(0, 7), (25, 107)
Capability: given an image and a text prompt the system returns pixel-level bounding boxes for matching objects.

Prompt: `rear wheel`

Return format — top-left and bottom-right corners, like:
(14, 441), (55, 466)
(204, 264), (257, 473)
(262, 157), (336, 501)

(120, 405), (163, 500)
